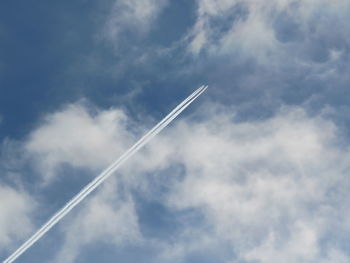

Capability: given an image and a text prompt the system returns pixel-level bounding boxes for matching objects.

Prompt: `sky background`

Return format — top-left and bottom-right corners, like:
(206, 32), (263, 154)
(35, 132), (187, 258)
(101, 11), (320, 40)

(1, 0), (350, 262)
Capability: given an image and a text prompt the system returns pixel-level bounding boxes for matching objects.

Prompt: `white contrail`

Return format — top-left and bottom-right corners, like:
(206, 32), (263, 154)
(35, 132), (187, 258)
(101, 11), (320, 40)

(3, 85), (207, 263)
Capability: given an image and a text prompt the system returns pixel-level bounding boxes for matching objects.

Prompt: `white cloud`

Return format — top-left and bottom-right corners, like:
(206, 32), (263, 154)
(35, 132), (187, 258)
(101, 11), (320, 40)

(22, 101), (350, 262)
(0, 184), (35, 250)
(158, 106), (350, 262)
(25, 100), (178, 184)
(22, 101), (164, 261)
(103, 0), (169, 47)
(0, 140), (36, 253)
(54, 177), (141, 263)
(25, 101), (135, 182)
(0, 108), (134, 262)
(243, 221), (319, 262)
(187, 0), (350, 67)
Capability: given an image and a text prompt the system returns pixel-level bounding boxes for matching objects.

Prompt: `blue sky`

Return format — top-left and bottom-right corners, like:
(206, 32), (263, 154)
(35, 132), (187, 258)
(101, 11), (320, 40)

(1, 0), (350, 262)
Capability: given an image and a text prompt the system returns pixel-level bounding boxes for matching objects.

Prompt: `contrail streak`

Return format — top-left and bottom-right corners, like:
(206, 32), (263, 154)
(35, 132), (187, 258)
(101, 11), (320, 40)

(3, 86), (207, 263)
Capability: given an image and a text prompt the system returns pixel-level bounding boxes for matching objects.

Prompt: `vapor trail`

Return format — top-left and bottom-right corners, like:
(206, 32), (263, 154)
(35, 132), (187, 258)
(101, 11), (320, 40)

(3, 86), (207, 263)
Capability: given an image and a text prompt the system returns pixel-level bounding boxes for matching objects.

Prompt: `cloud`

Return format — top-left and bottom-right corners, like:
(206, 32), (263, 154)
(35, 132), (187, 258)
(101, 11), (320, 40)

(188, 0), (350, 64)
(54, 177), (141, 263)
(158, 105), (350, 262)
(24, 99), (179, 183)
(21, 101), (164, 261)
(0, 184), (35, 250)
(176, 0), (350, 120)
(0, 102), (143, 262)
(183, 0), (350, 97)
(25, 101), (136, 182)
(0, 140), (36, 253)
(21, 100), (350, 262)
(103, 0), (169, 48)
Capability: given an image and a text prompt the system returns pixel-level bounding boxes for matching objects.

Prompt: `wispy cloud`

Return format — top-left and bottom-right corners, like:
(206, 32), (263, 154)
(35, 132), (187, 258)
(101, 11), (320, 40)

(103, 0), (169, 49)
(187, 0), (350, 63)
